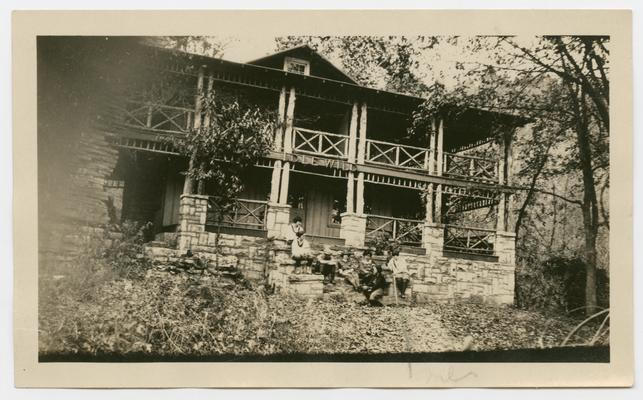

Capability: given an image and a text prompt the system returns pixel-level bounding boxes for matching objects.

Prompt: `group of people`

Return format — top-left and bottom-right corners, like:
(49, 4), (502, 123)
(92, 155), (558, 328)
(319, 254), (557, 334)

(285, 216), (411, 306)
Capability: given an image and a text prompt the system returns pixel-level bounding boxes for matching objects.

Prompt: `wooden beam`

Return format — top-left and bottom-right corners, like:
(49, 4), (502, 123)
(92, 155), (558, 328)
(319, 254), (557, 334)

(279, 161), (290, 204)
(425, 183), (434, 223)
(436, 117), (444, 177)
(429, 117), (436, 174)
(269, 160), (282, 203)
(275, 86), (287, 151)
(497, 192), (507, 231)
(346, 171), (355, 213)
(357, 102), (368, 163)
(356, 172), (365, 214)
(182, 66), (205, 195)
(347, 102), (359, 163)
(283, 87), (296, 153)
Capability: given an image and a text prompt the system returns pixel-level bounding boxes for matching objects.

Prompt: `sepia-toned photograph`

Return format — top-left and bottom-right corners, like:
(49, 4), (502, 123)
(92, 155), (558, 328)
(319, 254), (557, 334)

(36, 33), (612, 362)
(11, 9), (633, 388)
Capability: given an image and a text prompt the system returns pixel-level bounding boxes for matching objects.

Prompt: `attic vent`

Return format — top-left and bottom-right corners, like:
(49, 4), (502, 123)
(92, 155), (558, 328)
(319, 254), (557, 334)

(284, 57), (310, 75)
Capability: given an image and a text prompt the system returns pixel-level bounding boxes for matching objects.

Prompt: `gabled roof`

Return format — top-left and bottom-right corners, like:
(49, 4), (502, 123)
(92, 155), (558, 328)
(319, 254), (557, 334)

(247, 44), (359, 85)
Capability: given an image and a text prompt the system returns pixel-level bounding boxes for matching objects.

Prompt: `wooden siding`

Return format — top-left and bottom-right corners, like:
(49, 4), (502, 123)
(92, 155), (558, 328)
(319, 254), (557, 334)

(162, 172), (183, 226)
(289, 174), (345, 238)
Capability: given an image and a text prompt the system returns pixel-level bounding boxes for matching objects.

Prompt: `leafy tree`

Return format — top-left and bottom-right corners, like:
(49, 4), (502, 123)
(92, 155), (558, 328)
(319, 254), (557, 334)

(274, 36), (435, 95)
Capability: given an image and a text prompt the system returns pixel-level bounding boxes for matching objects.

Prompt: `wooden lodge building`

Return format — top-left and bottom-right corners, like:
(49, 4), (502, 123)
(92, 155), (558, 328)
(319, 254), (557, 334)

(40, 39), (528, 305)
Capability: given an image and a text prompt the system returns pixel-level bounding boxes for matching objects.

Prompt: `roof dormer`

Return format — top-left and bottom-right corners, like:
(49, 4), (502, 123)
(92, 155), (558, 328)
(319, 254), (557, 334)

(247, 44), (357, 84)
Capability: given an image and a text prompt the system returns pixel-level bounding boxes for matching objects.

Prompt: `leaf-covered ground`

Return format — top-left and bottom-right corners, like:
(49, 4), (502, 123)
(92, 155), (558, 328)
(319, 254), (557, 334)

(39, 269), (606, 357)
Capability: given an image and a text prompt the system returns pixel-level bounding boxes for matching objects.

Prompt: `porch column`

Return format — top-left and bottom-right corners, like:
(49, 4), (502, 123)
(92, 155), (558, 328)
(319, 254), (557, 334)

(505, 130), (514, 230)
(355, 102), (367, 214)
(182, 66), (205, 195)
(496, 133), (507, 232)
(345, 102), (359, 213)
(196, 71), (215, 195)
(279, 162), (290, 204)
(357, 102), (367, 164)
(356, 173), (365, 214)
(425, 184), (434, 224)
(428, 117), (437, 174)
(434, 116), (444, 223)
(269, 160), (282, 203)
(274, 86), (287, 152)
(283, 87), (296, 154)
(278, 87), (296, 204)
(268, 86), (288, 204)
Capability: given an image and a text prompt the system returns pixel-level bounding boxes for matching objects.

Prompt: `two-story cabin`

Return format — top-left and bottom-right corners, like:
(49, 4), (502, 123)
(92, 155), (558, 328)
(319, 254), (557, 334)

(106, 43), (526, 304)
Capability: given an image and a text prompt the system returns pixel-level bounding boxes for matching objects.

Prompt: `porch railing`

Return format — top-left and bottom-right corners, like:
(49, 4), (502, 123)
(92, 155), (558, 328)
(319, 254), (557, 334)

(206, 197), (268, 230)
(443, 224), (496, 255)
(443, 152), (498, 182)
(292, 127), (349, 159)
(365, 215), (423, 247)
(116, 100), (195, 134)
(365, 139), (430, 171)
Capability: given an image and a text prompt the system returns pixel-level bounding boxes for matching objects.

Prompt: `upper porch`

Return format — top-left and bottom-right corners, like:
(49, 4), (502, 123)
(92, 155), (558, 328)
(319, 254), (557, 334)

(108, 44), (523, 189)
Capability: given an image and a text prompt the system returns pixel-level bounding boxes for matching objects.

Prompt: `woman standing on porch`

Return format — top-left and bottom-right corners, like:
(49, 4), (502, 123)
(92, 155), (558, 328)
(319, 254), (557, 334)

(287, 216), (313, 273)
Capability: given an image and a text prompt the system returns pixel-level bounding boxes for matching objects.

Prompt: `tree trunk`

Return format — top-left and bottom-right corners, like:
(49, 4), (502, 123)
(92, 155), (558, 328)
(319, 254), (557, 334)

(572, 87), (600, 315)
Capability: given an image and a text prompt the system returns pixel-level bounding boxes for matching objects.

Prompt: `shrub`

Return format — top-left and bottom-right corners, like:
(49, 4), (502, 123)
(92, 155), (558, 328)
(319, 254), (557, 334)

(366, 231), (400, 256)
(516, 256), (609, 312)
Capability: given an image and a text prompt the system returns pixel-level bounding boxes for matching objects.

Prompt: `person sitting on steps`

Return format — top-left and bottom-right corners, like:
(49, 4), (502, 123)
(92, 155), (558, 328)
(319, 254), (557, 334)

(361, 264), (387, 307)
(317, 246), (337, 284)
(388, 248), (410, 299)
(286, 216), (313, 273)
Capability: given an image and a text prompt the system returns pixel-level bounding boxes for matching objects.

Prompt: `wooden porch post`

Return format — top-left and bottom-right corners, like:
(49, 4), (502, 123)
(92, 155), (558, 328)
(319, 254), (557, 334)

(269, 161), (282, 203)
(196, 71), (215, 195)
(345, 102), (359, 214)
(279, 162), (290, 204)
(429, 117), (437, 174)
(268, 87), (288, 204)
(355, 102), (367, 214)
(182, 66), (205, 195)
(435, 116), (444, 223)
(278, 87), (296, 204)
(283, 87), (296, 154)
(274, 86), (287, 151)
(357, 102), (368, 164)
(425, 184), (434, 223)
(356, 173), (365, 214)
(497, 132), (508, 231)
(505, 130), (514, 230)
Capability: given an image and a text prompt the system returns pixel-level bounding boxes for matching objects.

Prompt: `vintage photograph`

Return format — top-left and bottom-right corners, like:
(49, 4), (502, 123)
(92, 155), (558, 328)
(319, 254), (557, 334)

(36, 33), (611, 364)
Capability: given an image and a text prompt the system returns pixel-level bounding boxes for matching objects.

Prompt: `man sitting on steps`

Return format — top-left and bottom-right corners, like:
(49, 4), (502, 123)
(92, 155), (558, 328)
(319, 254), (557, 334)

(388, 249), (410, 299)
(361, 264), (387, 307)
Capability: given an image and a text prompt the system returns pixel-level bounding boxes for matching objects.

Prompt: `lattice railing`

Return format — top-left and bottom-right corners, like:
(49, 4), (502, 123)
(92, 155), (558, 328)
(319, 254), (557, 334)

(292, 127), (349, 159)
(116, 100), (195, 134)
(206, 197), (268, 230)
(366, 139), (430, 171)
(365, 215), (423, 247)
(443, 225), (496, 255)
(443, 152), (498, 182)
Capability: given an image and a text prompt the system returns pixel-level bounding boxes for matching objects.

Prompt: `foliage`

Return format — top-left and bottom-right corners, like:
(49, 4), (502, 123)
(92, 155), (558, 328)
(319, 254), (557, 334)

(171, 90), (276, 207)
(274, 36), (436, 95)
(145, 36), (229, 58)
(515, 256), (609, 312)
(365, 231), (400, 256)
(39, 220), (153, 310)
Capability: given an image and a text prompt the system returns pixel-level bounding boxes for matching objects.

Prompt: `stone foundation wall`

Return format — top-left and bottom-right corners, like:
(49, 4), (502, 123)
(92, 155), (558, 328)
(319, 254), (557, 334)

(407, 254), (515, 305)
(174, 194), (516, 304)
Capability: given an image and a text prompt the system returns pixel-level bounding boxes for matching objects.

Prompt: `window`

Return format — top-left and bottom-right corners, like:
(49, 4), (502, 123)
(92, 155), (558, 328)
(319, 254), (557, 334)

(284, 57), (310, 75)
